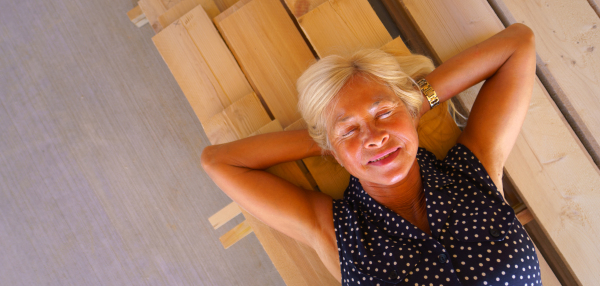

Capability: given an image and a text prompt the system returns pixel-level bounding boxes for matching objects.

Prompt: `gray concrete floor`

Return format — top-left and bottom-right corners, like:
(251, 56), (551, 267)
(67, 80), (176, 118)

(0, 0), (284, 285)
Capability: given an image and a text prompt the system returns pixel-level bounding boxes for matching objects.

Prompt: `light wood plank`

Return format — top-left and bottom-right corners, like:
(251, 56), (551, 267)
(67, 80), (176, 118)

(158, 0), (220, 28)
(297, 0), (392, 57)
(138, 0), (175, 32)
(181, 6), (253, 104)
(213, 0), (241, 11)
(220, 220), (253, 249)
(491, 0), (600, 168)
(401, 0), (600, 284)
(127, 5), (149, 27)
(283, 0), (327, 17)
(215, 0), (315, 128)
(152, 23), (228, 124)
(204, 92), (271, 144)
(209, 201), (242, 229)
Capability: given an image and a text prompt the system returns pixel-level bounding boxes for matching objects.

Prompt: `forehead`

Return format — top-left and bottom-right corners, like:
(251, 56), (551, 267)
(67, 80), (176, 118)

(328, 75), (399, 122)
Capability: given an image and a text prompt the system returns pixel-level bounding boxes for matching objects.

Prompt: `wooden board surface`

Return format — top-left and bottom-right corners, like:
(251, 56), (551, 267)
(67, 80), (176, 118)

(215, 0), (315, 128)
(297, 0), (392, 57)
(152, 5), (253, 125)
(283, 0), (327, 17)
(152, 23), (228, 124)
(401, 0), (600, 284)
(158, 0), (220, 28)
(204, 92), (271, 144)
(491, 0), (600, 167)
(138, 0), (183, 32)
(181, 6), (253, 104)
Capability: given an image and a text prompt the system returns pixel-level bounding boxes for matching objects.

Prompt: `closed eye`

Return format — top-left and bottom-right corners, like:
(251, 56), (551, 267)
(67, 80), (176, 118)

(342, 128), (355, 137)
(378, 111), (392, 118)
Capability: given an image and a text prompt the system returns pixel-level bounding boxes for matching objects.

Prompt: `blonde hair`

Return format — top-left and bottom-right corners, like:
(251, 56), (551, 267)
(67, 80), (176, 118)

(297, 49), (436, 151)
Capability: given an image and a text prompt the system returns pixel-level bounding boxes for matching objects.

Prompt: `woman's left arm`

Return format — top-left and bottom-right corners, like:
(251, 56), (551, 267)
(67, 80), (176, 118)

(421, 23), (536, 191)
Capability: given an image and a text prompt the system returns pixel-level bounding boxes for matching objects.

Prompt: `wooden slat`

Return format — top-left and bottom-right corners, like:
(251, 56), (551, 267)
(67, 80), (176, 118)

(297, 0), (392, 57)
(152, 5), (253, 124)
(152, 23), (227, 123)
(209, 201), (242, 229)
(283, 0), (327, 18)
(215, 0), (315, 128)
(213, 0), (241, 11)
(219, 220), (253, 249)
(127, 5), (149, 27)
(138, 0), (180, 32)
(181, 6), (252, 104)
(401, 0), (600, 284)
(204, 92), (271, 144)
(490, 0), (600, 167)
(158, 0), (220, 28)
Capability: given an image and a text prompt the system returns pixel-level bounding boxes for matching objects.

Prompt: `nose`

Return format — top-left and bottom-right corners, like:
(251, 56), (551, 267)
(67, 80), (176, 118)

(363, 122), (389, 148)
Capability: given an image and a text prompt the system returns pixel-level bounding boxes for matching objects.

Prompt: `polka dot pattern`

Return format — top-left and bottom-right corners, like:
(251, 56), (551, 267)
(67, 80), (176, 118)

(333, 144), (541, 285)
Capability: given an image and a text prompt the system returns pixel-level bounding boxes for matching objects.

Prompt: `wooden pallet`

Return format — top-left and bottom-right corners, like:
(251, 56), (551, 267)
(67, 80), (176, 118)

(126, 0), (599, 284)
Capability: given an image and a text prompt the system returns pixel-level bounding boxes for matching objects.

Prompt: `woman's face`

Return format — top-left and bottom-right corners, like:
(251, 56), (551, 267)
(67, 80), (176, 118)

(327, 75), (419, 186)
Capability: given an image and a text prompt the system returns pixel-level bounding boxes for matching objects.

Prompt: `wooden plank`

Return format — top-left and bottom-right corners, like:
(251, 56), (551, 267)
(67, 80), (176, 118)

(158, 0), (220, 28)
(215, 0), (315, 128)
(490, 0), (600, 169)
(209, 201), (242, 229)
(297, 0), (392, 57)
(204, 92), (271, 144)
(219, 220), (253, 249)
(152, 23), (228, 124)
(213, 0), (241, 12)
(127, 5), (149, 27)
(401, 0), (600, 284)
(138, 0), (176, 32)
(284, 119), (349, 199)
(283, 0), (327, 18)
(181, 6), (253, 104)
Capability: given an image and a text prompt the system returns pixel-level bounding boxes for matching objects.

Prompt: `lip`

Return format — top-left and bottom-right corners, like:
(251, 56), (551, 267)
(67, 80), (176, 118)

(367, 147), (400, 165)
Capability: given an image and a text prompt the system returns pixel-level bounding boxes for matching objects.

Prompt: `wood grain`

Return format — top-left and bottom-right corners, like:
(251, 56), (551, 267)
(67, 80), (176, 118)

(213, 0), (241, 11)
(215, 0), (315, 128)
(401, 0), (600, 284)
(491, 0), (600, 168)
(209, 201), (242, 229)
(283, 0), (327, 17)
(158, 0), (220, 28)
(204, 92), (271, 144)
(152, 23), (228, 124)
(220, 220), (253, 248)
(181, 6), (253, 104)
(127, 5), (149, 27)
(297, 0), (392, 57)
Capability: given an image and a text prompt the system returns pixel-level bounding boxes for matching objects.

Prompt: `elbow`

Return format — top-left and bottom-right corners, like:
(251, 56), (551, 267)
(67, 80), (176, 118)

(509, 23), (535, 47)
(200, 145), (218, 173)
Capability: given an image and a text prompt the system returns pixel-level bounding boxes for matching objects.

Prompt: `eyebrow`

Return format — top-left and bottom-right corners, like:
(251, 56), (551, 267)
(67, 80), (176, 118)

(332, 100), (383, 128)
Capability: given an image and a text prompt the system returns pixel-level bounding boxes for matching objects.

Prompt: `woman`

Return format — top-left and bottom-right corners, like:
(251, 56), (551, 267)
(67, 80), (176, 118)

(202, 23), (538, 285)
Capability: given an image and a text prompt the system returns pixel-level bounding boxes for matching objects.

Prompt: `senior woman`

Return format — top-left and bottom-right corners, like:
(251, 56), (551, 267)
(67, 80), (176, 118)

(201, 23), (538, 285)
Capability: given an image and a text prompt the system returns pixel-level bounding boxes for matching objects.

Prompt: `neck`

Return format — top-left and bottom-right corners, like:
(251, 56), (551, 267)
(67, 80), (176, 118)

(361, 159), (431, 235)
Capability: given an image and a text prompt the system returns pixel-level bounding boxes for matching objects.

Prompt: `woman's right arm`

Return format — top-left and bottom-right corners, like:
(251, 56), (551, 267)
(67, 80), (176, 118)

(200, 130), (338, 272)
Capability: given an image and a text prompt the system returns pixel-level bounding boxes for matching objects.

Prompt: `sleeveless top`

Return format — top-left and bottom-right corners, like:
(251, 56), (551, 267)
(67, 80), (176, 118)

(332, 144), (541, 285)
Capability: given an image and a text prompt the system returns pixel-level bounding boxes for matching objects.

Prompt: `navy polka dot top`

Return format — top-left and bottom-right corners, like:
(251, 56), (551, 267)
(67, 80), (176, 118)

(333, 144), (541, 285)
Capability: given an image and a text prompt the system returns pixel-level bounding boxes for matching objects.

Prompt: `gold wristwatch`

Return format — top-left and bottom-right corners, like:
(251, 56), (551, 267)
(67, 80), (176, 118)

(417, 78), (440, 109)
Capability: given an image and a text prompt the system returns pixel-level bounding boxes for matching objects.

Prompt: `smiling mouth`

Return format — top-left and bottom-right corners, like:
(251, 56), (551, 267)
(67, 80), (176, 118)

(368, 148), (399, 163)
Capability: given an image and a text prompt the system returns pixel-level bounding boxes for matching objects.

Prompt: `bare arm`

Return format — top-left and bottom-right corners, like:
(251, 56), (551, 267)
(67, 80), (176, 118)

(419, 23), (536, 192)
(200, 130), (340, 279)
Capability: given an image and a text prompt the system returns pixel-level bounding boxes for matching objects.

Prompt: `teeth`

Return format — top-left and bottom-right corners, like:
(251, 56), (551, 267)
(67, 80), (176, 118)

(372, 153), (391, 162)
